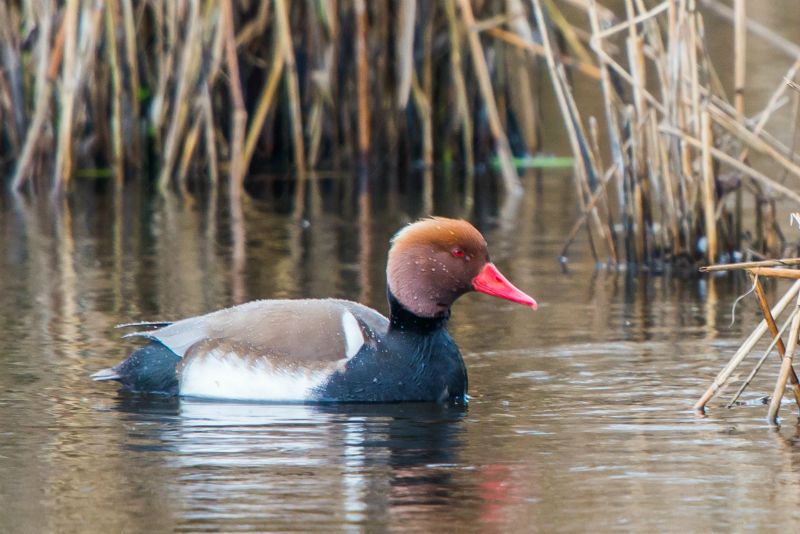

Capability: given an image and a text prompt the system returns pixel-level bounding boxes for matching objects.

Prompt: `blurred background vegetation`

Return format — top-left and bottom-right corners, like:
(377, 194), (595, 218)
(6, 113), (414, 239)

(1, 0), (799, 266)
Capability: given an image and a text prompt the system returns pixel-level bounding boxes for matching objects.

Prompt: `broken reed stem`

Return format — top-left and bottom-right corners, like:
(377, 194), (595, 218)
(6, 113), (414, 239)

(701, 258), (800, 272)
(748, 267), (800, 280)
(693, 279), (800, 411)
(768, 291), (800, 423)
(752, 275), (800, 408)
(728, 307), (799, 408)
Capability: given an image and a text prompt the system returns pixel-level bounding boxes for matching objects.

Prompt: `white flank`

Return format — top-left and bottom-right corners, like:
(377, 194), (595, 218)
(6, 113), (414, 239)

(341, 310), (364, 359)
(179, 349), (329, 402)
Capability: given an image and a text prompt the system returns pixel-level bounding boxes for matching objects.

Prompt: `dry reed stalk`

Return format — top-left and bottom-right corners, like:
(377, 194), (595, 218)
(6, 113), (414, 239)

(728, 307), (798, 408)
(177, 114), (203, 194)
(588, 116), (618, 262)
(396, 0), (416, 108)
(592, 1), (669, 42)
(201, 85), (219, 185)
(532, 0), (606, 260)
(652, 110), (681, 253)
(12, 4), (61, 192)
(105, 0), (124, 184)
(733, 0), (745, 115)
(307, 1), (337, 167)
(445, 0), (474, 175)
(752, 275), (800, 408)
(275, 0), (306, 177)
(149, 2), (171, 135)
(559, 153), (626, 260)
(588, 0), (629, 259)
(540, 0), (593, 65)
(748, 268), (800, 280)
(235, 0), (270, 47)
(222, 0), (247, 198)
(700, 109), (717, 263)
(494, 1), (541, 156)
(411, 72), (433, 169)
(243, 41), (285, 171)
(419, 6), (435, 209)
(591, 45), (667, 115)
(623, 2), (649, 262)
(157, 0), (201, 192)
(701, 258), (800, 272)
(52, 0), (81, 195)
(486, 27), (600, 79)
(354, 0), (370, 165)
(457, 0), (521, 196)
(693, 279), (800, 411)
(768, 291), (800, 423)
(0, 1), (24, 150)
(120, 0), (140, 160)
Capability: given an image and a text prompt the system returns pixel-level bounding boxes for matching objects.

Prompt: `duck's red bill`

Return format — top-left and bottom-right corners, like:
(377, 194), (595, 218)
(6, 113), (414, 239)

(472, 263), (537, 310)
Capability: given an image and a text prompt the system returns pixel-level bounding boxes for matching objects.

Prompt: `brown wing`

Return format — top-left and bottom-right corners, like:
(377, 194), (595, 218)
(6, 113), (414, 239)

(127, 299), (388, 365)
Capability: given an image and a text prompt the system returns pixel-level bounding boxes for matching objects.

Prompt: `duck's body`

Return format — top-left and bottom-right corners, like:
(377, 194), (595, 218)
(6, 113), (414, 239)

(93, 218), (536, 404)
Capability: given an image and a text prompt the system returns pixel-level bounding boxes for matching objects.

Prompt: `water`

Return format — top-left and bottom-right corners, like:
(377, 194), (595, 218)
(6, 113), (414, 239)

(0, 172), (799, 533)
(5, 2), (800, 530)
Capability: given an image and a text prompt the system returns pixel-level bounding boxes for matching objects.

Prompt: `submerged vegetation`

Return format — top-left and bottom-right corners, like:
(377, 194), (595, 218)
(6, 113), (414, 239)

(1, 1), (799, 266)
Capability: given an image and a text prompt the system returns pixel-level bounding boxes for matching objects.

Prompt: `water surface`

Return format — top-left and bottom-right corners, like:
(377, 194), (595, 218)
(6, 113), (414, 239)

(1, 174), (799, 533)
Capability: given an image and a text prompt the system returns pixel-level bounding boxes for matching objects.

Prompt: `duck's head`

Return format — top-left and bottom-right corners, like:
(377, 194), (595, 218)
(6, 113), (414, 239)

(387, 217), (537, 318)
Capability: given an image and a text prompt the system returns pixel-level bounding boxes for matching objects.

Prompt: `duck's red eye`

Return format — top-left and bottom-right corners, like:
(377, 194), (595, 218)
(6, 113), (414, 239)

(451, 247), (465, 258)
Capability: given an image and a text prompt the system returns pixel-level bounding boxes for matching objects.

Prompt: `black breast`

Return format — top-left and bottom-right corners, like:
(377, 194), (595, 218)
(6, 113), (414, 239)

(318, 293), (468, 403)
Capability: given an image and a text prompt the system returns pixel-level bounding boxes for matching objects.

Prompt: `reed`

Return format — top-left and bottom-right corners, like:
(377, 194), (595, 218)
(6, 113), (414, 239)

(1, 0), (799, 267)
(2, 1), (542, 197)
(547, 0), (800, 265)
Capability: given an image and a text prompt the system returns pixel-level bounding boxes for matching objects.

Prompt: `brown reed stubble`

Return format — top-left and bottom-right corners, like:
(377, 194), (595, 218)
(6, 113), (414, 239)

(1, 1), (799, 267)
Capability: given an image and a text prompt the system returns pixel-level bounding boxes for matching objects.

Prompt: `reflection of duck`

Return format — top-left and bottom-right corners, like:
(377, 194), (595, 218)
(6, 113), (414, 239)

(93, 218), (536, 403)
(113, 397), (469, 530)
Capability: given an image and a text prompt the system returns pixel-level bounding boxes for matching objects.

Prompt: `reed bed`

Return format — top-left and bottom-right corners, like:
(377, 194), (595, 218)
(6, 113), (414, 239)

(1, 0), (547, 197)
(554, 0), (800, 266)
(694, 247), (800, 423)
(1, 1), (800, 267)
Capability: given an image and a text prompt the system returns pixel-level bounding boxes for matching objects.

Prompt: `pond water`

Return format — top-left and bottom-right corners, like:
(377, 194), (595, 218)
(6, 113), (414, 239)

(1, 171), (799, 534)
(4, 2), (800, 531)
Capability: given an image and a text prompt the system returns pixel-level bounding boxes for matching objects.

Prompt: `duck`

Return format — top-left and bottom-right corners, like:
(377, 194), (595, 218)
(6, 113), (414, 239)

(92, 217), (537, 404)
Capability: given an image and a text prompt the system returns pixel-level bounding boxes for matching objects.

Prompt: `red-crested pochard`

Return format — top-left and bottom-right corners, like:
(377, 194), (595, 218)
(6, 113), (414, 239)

(92, 217), (537, 403)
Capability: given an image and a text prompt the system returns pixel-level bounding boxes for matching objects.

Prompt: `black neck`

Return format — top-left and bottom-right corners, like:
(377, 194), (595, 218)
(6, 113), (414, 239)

(388, 290), (450, 334)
